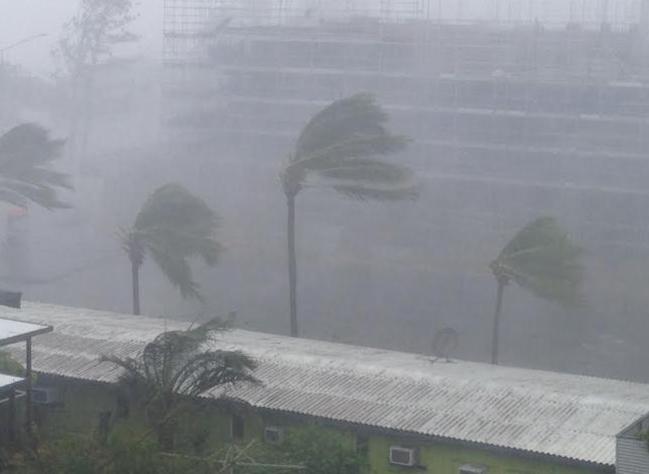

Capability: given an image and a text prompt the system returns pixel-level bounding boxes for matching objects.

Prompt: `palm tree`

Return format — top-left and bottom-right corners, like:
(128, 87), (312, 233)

(120, 183), (223, 315)
(101, 318), (257, 450)
(0, 123), (71, 209)
(489, 216), (584, 365)
(281, 93), (417, 337)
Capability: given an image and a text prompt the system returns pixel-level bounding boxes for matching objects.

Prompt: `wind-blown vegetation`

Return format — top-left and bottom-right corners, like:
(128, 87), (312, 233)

(281, 93), (417, 337)
(119, 183), (223, 315)
(101, 318), (257, 451)
(0, 124), (71, 209)
(489, 216), (584, 365)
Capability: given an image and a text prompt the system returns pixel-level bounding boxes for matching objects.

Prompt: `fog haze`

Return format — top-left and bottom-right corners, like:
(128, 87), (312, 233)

(1, 0), (649, 386)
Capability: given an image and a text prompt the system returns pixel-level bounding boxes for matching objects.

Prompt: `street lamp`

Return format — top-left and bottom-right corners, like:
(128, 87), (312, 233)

(0, 33), (48, 65)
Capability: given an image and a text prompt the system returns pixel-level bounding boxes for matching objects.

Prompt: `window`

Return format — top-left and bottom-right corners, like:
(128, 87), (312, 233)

(356, 434), (369, 456)
(231, 414), (244, 440)
(263, 426), (284, 444)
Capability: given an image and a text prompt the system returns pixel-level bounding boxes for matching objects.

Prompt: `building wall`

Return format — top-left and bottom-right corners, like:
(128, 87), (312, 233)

(616, 417), (649, 474)
(178, 403), (610, 474)
(32, 376), (118, 438)
(39, 378), (611, 474)
(616, 436), (649, 474)
(366, 436), (607, 474)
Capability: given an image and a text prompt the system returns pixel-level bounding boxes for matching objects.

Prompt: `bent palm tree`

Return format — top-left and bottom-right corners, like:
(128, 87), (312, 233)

(0, 123), (71, 209)
(281, 93), (417, 337)
(489, 216), (583, 365)
(101, 318), (257, 450)
(120, 183), (223, 315)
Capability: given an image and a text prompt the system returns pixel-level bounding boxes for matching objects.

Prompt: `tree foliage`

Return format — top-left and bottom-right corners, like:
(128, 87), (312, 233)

(282, 93), (417, 337)
(281, 93), (417, 200)
(101, 319), (257, 449)
(240, 426), (364, 474)
(53, 0), (138, 78)
(0, 350), (23, 376)
(11, 424), (206, 474)
(121, 183), (223, 307)
(0, 124), (71, 209)
(491, 216), (584, 306)
(488, 216), (584, 364)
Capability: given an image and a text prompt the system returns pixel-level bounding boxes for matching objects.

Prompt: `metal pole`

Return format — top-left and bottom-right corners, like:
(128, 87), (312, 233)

(8, 388), (15, 443)
(25, 336), (32, 436)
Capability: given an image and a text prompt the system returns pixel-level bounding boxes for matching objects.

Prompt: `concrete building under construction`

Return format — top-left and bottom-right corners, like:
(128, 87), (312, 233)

(162, 0), (649, 255)
(161, 2), (649, 365)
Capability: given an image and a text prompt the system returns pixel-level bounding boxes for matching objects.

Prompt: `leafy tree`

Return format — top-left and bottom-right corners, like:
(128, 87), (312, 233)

(0, 350), (24, 376)
(101, 319), (257, 451)
(119, 183), (223, 315)
(0, 124), (71, 209)
(489, 216), (584, 365)
(12, 424), (204, 474)
(240, 426), (364, 474)
(281, 93), (417, 337)
(53, 0), (138, 157)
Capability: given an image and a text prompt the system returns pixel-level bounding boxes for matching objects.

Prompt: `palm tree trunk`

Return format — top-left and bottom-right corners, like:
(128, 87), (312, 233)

(287, 194), (298, 337)
(491, 281), (506, 365)
(131, 260), (141, 315)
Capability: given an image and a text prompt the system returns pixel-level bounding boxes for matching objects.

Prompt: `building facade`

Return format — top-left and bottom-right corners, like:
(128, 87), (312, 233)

(5, 302), (649, 473)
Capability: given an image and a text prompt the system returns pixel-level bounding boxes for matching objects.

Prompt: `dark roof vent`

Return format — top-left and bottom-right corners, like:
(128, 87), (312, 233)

(0, 290), (22, 309)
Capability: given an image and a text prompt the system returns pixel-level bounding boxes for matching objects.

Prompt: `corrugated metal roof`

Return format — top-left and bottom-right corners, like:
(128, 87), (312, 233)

(0, 374), (24, 390)
(0, 317), (51, 346)
(2, 302), (649, 466)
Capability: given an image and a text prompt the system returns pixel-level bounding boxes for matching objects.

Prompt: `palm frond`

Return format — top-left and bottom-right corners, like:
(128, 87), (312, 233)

(128, 183), (223, 299)
(284, 94), (415, 202)
(315, 158), (413, 184)
(332, 183), (420, 201)
(295, 93), (389, 160)
(293, 135), (409, 172)
(101, 322), (257, 420)
(171, 350), (258, 398)
(147, 244), (202, 300)
(0, 123), (71, 209)
(493, 216), (584, 307)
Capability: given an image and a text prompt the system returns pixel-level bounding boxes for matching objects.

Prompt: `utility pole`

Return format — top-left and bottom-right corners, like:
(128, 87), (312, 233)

(0, 34), (48, 126)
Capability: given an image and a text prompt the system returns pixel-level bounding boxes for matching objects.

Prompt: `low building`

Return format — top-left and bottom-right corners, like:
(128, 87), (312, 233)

(4, 302), (649, 474)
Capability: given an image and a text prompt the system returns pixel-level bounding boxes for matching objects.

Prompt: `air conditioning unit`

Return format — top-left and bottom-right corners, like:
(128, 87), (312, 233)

(32, 387), (61, 405)
(459, 464), (487, 474)
(389, 446), (418, 467)
(264, 426), (284, 444)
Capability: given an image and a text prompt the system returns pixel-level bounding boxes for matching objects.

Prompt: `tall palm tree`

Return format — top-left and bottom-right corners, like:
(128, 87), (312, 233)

(281, 93), (417, 337)
(0, 123), (71, 209)
(120, 183), (223, 315)
(489, 216), (584, 365)
(101, 318), (257, 450)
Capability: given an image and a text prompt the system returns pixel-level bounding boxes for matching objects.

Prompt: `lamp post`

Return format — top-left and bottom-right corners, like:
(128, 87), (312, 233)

(0, 33), (48, 65)
(0, 33), (48, 127)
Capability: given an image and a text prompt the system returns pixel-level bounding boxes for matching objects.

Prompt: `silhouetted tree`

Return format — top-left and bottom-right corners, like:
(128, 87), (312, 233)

(281, 93), (417, 337)
(0, 123), (71, 209)
(53, 0), (138, 158)
(489, 216), (583, 365)
(120, 183), (223, 315)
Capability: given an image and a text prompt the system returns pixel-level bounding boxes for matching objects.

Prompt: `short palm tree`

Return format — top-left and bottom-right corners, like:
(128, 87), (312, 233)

(489, 216), (583, 365)
(120, 183), (223, 315)
(281, 93), (417, 337)
(101, 318), (257, 450)
(0, 123), (71, 209)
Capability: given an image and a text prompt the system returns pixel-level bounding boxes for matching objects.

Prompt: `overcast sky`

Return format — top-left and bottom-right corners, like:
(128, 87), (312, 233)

(0, 0), (163, 76)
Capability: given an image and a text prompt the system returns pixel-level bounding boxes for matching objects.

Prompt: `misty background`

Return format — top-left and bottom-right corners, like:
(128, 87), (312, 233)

(1, 0), (649, 382)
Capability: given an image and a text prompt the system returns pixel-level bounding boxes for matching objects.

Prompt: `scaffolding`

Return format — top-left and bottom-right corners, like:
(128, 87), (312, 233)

(161, 0), (649, 253)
